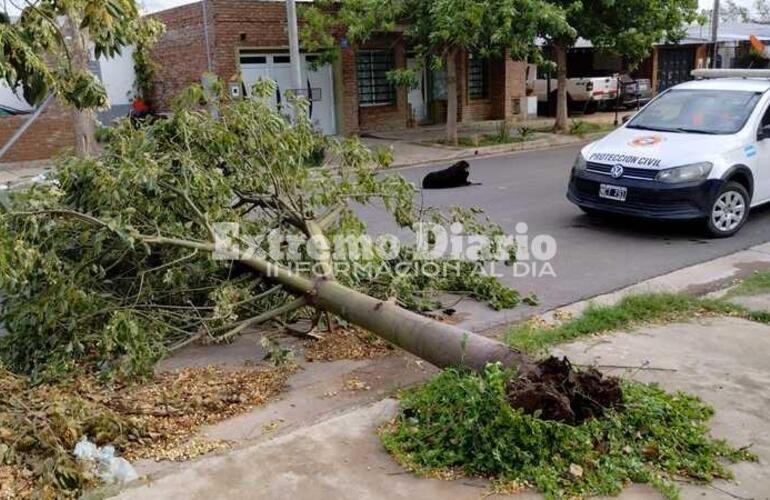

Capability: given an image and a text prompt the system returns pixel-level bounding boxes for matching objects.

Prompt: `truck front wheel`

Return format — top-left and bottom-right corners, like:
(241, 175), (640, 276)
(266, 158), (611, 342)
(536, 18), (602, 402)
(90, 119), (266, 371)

(704, 181), (750, 238)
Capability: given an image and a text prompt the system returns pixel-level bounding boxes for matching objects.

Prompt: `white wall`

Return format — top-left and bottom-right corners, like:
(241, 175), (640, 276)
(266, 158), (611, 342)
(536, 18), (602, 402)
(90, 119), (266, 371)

(0, 47), (136, 114)
(99, 46), (137, 106)
(0, 83), (33, 111)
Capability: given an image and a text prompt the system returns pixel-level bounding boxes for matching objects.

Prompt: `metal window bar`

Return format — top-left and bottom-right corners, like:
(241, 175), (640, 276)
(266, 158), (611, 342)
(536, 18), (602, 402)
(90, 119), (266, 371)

(357, 51), (396, 105)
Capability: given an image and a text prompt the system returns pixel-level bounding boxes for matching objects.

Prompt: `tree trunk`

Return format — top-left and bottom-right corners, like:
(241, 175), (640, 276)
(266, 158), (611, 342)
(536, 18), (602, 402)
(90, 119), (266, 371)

(144, 234), (539, 377)
(66, 13), (96, 157)
(72, 109), (96, 157)
(445, 48), (459, 146)
(554, 43), (569, 134)
(241, 254), (539, 375)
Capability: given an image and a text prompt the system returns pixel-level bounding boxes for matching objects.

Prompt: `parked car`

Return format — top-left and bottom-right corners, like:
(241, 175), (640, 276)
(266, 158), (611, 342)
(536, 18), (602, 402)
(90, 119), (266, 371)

(567, 70), (770, 238)
(618, 74), (652, 109)
(526, 64), (619, 114)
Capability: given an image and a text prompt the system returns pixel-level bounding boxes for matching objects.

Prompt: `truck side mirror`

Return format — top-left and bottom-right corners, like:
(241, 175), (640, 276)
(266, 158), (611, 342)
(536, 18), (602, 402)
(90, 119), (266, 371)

(622, 114), (634, 124)
(759, 124), (770, 140)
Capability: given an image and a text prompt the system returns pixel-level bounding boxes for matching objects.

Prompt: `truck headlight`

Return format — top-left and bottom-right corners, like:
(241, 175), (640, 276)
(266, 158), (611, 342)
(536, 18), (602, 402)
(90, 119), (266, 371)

(655, 162), (713, 183)
(573, 153), (588, 171)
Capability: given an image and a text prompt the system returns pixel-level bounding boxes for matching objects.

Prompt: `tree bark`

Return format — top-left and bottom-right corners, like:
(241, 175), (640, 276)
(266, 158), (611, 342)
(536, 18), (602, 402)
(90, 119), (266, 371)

(141, 234), (541, 377)
(445, 48), (459, 146)
(554, 43), (569, 134)
(66, 13), (96, 157)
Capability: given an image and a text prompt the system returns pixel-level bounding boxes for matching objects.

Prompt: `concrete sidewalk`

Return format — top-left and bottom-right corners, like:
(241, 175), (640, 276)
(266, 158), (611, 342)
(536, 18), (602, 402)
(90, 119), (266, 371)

(365, 112), (630, 168)
(114, 314), (770, 500)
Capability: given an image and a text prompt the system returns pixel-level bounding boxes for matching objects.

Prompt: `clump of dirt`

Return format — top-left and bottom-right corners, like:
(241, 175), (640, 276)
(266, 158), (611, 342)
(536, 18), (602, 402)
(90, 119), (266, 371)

(507, 357), (623, 425)
(304, 327), (393, 362)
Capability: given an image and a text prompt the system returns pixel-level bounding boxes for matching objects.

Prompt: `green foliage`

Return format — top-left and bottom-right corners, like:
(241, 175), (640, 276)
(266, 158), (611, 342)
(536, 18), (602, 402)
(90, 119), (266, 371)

(130, 17), (165, 102)
(736, 47), (769, 70)
(493, 120), (511, 144)
(506, 293), (766, 354)
(544, 0), (700, 65)
(0, 0), (156, 109)
(517, 126), (535, 141)
(0, 79), (521, 381)
(301, 0), (573, 82)
(382, 364), (755, 499)
(566, 120), (616, 137)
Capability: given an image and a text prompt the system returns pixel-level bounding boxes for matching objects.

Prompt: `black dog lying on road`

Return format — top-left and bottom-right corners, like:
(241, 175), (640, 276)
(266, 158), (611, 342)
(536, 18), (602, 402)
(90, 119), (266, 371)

(422, 160), (481, 189)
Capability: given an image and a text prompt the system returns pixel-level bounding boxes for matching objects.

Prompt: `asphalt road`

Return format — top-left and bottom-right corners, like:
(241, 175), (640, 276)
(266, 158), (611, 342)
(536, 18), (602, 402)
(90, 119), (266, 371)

(359, 142), (770, 325)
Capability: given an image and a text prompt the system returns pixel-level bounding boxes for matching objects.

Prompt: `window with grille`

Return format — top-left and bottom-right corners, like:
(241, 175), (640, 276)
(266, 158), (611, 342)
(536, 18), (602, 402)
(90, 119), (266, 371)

(357, 50), (396, 106)
(468, 57), (489, 99)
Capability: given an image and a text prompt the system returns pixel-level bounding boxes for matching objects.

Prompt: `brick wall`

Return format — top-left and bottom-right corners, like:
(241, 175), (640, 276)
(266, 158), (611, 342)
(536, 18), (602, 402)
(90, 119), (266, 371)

(458, 51), (495, 123)
(0, 101), (76, 163)
(149, 2), (211, 110)
(209, 0), (290, 81)
(339, 47), (359, 135)
(458, 51), (527, 123)
(149, 0), (529, 132)
(357, 35), (409, 132)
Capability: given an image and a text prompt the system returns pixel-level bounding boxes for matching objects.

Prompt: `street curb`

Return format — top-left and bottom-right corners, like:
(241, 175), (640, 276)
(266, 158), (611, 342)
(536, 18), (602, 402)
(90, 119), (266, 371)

(384, 131), (611, 170)
(465, 242), (770, 334)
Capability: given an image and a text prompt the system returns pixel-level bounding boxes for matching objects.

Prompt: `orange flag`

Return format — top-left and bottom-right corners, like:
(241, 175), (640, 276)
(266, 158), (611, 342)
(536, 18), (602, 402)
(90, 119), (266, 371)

(750, 34), (766, 53)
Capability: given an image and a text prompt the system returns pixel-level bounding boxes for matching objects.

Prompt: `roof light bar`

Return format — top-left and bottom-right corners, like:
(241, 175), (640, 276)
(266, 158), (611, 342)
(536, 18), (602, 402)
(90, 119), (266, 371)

(691, 69), (770, 79)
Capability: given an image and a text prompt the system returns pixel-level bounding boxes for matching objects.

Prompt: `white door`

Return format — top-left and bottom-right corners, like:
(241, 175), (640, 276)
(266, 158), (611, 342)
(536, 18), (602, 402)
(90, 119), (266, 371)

(407, 58), (426, 123)
(240, 52), (337, 135)
(302, 55), (336, 136)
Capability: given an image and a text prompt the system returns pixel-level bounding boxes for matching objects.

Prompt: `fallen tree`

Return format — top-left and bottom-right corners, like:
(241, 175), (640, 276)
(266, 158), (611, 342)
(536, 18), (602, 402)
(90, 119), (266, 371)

(0, 81), (620, 420)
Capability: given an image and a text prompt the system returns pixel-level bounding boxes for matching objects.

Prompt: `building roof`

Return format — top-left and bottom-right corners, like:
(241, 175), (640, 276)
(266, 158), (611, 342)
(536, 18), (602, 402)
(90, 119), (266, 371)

(545, 22), (770, 49)
(682, 22), (770, 45)
(675, 77), (770, 92)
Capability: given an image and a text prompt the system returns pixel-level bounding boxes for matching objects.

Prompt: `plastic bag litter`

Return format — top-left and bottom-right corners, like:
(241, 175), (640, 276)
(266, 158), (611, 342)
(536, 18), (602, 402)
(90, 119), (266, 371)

(73, 437), (139, 484)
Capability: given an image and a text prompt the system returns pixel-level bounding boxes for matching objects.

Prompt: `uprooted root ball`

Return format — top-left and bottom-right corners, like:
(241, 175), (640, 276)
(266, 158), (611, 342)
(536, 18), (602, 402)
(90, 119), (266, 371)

(381, 363), (755, 499)
(507, 356), (623, 424)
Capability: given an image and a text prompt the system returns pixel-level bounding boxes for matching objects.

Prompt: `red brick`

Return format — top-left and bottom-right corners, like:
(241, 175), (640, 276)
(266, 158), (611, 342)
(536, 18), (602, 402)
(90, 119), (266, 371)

(149, 1), (530, 132)
(0, 100), (76, 163)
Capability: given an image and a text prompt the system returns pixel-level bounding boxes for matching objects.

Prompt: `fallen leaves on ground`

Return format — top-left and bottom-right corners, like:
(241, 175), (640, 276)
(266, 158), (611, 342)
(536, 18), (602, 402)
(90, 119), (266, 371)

(113, 365), (296, 461)
(0, 363), (295, 499)
(304, 327), (393, 362)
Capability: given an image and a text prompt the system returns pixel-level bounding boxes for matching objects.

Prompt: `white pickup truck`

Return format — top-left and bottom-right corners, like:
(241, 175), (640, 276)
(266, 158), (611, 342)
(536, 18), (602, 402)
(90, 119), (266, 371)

(526, 64), (619, 113)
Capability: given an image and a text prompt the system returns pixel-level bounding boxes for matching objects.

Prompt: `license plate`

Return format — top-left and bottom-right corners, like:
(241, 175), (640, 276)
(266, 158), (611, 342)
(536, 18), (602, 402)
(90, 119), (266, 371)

(599, 184), (628, 202)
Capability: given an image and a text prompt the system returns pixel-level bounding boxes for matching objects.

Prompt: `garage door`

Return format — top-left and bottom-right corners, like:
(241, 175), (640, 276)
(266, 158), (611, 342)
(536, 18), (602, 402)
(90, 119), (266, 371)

(240, 51), (336, 135)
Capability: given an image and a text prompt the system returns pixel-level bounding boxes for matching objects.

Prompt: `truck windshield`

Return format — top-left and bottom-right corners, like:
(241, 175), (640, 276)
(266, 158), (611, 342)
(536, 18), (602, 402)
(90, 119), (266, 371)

(627, 89), (761, 135)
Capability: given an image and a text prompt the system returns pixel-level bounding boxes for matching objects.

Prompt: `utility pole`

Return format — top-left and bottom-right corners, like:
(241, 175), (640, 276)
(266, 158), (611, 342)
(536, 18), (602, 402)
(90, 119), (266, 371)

(285, 0), (303, 94)
(710, 0), (720, 69)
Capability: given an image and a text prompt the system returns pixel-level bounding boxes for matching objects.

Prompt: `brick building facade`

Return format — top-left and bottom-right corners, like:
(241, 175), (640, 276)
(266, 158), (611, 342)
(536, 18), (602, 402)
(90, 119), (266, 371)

(149, 0), (529, 135)
(0, 101), (76, 164)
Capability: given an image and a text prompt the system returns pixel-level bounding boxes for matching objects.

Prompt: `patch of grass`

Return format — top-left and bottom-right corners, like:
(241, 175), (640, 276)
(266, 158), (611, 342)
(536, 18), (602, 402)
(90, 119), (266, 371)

(724, 271), (770, 298)
(506, 293), (769, 354)
(382, 364), (755, 500)
(569, 120), (616, 137)
(438, 126), (542, 147)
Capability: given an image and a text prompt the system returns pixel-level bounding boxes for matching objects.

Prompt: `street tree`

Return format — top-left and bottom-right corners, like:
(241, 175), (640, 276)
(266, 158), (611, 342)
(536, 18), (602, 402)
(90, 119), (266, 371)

(0, 81), (619, 419)
(301, 0), (572, 145)
(544, 0), (700, 132)
(755, 0), (770, 23)
(0, 0), (163, 156)
(722, 0), (751, 22)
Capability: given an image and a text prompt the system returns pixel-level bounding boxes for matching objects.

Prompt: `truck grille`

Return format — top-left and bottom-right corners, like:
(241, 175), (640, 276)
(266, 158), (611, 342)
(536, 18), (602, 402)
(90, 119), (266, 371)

(586, 162), (658, 180)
